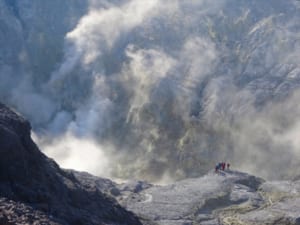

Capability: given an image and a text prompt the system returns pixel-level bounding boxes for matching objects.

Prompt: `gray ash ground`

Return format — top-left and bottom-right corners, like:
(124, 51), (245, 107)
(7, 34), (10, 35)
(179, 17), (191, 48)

(74, 169), (300, 225)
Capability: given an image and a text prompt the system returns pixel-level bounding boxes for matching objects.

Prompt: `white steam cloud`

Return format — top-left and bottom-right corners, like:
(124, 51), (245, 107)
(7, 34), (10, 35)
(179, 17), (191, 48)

(34, 132), (110, 177)
(1, 0), (300, 182)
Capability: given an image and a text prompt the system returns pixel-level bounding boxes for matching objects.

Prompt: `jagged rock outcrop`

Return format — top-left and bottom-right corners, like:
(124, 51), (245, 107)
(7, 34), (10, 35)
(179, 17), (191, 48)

(0, 103), (142, 225)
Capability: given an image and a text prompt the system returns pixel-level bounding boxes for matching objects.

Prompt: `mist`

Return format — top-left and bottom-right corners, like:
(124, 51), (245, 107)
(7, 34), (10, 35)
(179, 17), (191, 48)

(0, 0), (300, 182)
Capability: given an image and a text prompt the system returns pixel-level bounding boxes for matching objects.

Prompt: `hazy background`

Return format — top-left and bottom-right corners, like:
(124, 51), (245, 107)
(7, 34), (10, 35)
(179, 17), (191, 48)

(0, 0), (300, 182)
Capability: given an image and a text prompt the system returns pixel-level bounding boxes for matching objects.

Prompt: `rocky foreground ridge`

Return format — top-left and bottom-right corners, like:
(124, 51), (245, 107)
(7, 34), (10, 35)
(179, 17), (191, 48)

(0, 102), (141, 225)
(1, 102), (300, 225)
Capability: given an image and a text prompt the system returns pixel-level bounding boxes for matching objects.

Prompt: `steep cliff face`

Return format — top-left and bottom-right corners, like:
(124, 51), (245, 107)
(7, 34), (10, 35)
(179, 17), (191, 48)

(0, 0), (300, 181)
(0, 0), (87, 81)
(0, 103), (142, 225)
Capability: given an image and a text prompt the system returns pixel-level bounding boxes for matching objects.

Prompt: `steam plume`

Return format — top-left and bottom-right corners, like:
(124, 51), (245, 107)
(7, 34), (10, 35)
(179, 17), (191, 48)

(1, 0), (300, 181)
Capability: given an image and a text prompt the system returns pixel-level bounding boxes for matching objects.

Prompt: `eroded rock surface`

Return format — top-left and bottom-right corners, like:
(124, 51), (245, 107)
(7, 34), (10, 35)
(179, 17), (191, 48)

(75, 169), (300, 225)
(119, 171), (300, 225)
(120, 171), (265, 225)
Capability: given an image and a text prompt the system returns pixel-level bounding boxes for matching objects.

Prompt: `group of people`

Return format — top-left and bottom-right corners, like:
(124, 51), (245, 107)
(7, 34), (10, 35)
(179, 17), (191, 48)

(215, 162), (230, 172)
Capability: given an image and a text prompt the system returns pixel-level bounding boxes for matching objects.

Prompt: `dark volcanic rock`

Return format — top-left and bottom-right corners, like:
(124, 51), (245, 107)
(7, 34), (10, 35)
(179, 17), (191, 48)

(0, 103), (142, 225)
(0, 197), (62, 225)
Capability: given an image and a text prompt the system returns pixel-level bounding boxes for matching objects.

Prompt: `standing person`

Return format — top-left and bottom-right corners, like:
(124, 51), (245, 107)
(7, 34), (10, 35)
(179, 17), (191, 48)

(221, 162), (225, 171)
(227, 163), (230, 170)
(215, 163), (219, 173)
(215, 162), (221, 172)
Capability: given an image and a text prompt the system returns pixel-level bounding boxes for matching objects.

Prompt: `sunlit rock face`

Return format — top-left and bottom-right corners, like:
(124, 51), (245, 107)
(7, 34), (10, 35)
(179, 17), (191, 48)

(0, 0), (300, 181)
